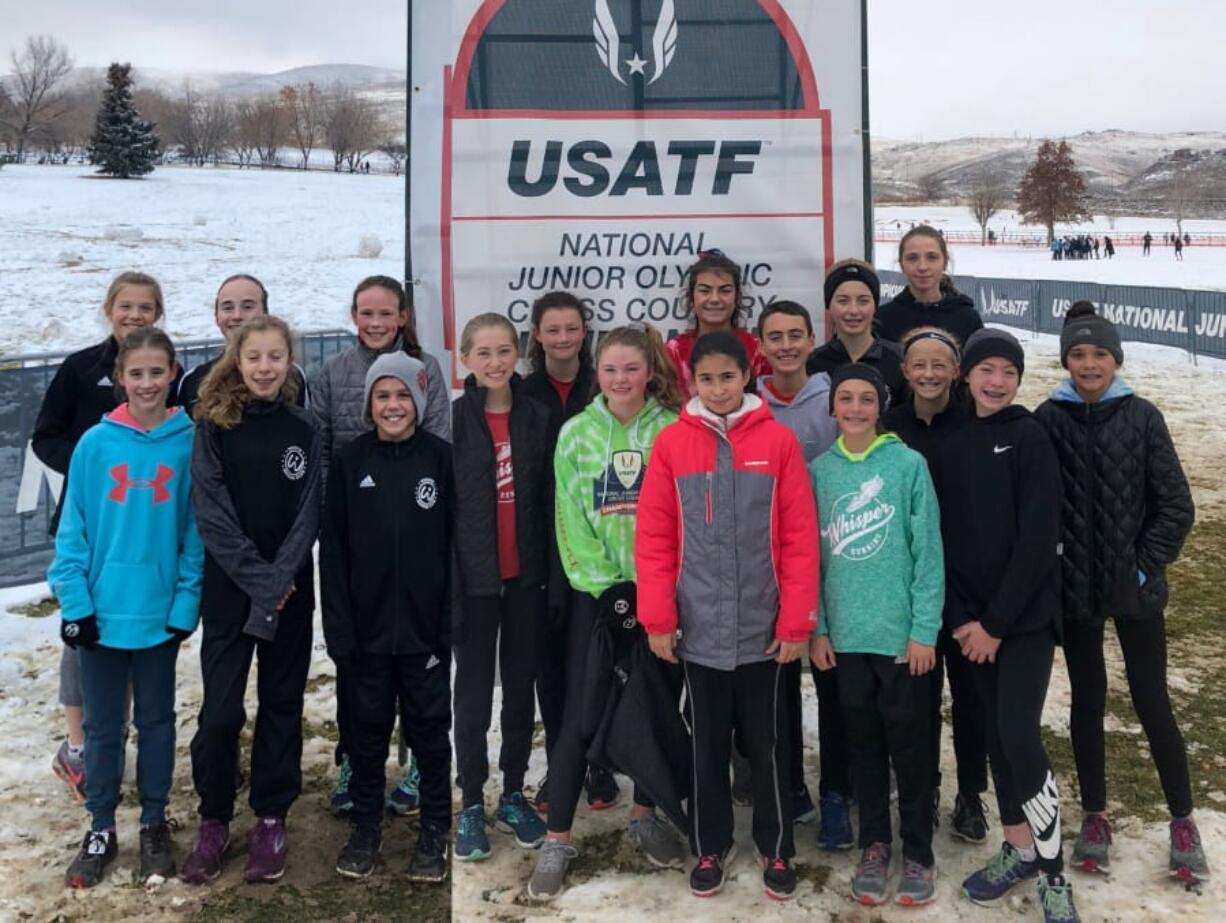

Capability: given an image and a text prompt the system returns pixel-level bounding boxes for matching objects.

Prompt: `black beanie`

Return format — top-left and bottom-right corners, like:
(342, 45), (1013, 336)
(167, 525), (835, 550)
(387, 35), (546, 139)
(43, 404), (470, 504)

(829, 362), (889, 414)
(1060, 301), (1124, 367)
(824, 262), (881, 310)
(961, 328), (1025, 380)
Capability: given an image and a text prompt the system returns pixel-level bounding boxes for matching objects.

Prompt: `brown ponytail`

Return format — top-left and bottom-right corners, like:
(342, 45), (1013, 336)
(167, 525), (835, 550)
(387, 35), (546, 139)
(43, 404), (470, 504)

(595, 323), (684, 413)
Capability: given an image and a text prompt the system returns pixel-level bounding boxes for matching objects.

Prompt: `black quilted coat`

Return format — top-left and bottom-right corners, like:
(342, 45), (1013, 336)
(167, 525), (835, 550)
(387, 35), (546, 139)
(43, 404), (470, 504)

(1035, 380), (1194, 625)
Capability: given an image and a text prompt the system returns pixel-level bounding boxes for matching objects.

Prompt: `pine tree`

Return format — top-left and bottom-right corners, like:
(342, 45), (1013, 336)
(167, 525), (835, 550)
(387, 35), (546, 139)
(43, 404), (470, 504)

(1017, 140), (1090, 243)
(88, 63), (159, 178)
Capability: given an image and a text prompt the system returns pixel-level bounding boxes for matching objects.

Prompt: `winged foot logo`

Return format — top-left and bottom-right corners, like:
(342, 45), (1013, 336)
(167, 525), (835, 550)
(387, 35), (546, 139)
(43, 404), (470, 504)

(821, 475), (895, 560)
(593, 0), (678, 85)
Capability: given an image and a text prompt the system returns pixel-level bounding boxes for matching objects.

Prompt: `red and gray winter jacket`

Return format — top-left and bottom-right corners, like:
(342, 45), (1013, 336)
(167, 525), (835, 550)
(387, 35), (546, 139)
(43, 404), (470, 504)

(636, 395), (820, 671)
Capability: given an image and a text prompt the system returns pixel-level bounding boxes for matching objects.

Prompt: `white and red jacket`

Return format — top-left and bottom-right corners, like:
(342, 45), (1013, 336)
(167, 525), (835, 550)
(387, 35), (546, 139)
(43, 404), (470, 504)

(636, 395), (820, 671)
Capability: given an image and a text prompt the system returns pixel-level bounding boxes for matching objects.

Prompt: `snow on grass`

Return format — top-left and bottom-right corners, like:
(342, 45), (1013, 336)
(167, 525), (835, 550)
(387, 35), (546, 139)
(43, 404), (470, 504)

(0, 164), (404, 357)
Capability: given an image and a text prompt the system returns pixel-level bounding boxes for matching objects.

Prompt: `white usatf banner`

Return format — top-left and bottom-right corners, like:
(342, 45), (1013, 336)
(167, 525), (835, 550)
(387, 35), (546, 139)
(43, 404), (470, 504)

(409, 0), (870, 380)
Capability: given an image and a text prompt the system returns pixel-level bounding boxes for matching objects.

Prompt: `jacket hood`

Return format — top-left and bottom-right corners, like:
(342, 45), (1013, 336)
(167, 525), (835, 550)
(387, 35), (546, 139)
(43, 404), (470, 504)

(832, 431), (902, 462)
(893, 287), (975, 311)
(1051, 376), (1134, 404)
(103, 404), (192, 440)
(680, 393), (770, 436)
(578, 393), (671, 447)
(970, 403), (1031, 425)
(757, 372), (831, 409)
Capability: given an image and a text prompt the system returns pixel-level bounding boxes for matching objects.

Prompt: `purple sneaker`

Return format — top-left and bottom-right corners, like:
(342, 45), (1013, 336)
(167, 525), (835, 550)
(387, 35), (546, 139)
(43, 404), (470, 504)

(244, 817), (288, 883)
(180, 819), (229, 884)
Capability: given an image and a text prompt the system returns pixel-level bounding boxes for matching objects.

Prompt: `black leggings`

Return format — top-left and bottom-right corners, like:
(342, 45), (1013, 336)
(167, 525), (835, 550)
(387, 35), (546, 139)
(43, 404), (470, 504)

(1063, 616), (1193, 817)
(972, 629), (1063, 876)
(545, 592), (655, 833)
(928, 626), (989, 796)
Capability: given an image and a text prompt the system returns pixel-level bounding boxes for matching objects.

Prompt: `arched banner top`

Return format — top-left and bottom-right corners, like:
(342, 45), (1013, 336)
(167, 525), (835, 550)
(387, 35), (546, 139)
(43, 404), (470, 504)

(453, 0), (821, 118)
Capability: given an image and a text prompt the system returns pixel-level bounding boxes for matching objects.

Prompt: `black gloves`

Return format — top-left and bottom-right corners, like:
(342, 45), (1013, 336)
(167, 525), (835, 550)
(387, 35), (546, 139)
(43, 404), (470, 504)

(167, 627), (193, 645)
(597, 581), (637, 631)
(61, 615), (100, 651)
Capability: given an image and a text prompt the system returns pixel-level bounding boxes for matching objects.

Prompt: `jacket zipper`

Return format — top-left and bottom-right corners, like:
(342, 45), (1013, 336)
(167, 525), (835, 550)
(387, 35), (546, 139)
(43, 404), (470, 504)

(1083, 402), (1097, 615)
(705, 471), (712, 525)
(392, 441), (401, 655)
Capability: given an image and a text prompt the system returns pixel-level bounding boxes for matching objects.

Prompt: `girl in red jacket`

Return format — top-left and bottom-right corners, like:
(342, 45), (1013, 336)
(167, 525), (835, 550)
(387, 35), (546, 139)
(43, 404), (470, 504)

(638, 330), (819, 902)
(665, 250), (769, 398)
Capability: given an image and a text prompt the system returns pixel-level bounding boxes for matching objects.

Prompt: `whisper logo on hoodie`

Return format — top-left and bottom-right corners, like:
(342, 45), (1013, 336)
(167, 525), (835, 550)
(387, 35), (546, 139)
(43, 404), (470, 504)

(821, 474), (896, 560)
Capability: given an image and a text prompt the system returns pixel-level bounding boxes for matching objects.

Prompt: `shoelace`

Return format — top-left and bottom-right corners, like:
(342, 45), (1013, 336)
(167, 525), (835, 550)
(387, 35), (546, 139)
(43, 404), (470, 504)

(1040, 877), (1075, 919)
(768, 858), (789, 874)
(859, 846), (889, 878)
(902, 859), (929, 879)
(143, 825), (170, 853)
(458, 808), (487, 837)
(399, 763), (421, 793)
(1082, 814), (1110, 845)
(1172, 819), (1199, 853)
(336, 758), (353, 791)
(196, 822), (227, 853)
(502, 795), (536, 823)
(985, 845), (1021, 882)
(253, 821), (282, 851)
(538, 840), (579, 872)
(697, 854), (720, 871)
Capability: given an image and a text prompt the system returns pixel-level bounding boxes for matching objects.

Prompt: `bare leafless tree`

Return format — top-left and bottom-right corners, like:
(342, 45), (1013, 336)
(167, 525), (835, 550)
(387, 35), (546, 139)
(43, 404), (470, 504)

(231, 100), (259, 167)
(1166, 163), (1201, 238)
(323, 85), (381, 173)
(281, 82), (322, 169)
(3, 35), (74, 160)
(164, 83), (231, 166)
(251, 95), (285, 167)
(915, 172), (945, 203)
(380, 140), (406, 176)
(966, 166), (1010, 245)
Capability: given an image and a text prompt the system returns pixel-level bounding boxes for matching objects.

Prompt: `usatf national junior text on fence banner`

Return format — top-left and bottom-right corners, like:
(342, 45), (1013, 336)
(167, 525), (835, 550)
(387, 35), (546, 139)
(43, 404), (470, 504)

(409, 0), (870, 381)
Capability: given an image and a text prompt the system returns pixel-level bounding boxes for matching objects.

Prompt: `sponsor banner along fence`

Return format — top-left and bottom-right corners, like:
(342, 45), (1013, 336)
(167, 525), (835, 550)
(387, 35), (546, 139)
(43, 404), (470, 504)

(878, 270), (1226, 362)
(0, 331), (354, 589)
(410, 0), (871, 383)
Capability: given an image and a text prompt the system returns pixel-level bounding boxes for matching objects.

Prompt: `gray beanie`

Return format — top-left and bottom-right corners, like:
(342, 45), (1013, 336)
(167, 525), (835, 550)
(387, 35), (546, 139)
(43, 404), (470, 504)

(363, 352), (429, 426)
(1060, 301), (1123, 367)
(961, 327), (1025, 380)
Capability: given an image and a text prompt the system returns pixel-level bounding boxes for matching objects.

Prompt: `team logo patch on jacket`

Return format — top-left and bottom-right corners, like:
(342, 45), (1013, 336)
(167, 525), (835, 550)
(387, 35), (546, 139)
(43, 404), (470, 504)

(416, 477), (438, 510)
(281, 446), (307, 480)
(596, 450), (644, 515)
(822, 474), (895, 560)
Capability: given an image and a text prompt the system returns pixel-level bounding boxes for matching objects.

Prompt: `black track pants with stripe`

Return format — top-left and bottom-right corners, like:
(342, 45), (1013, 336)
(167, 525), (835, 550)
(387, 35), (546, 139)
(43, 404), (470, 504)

(683, 658), (793, 860)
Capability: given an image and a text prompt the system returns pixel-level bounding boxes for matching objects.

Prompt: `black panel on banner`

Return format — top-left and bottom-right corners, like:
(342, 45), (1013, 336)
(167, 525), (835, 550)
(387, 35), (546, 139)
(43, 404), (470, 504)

(1193, 290), (1226, 360)
(465, 1), (806, 111)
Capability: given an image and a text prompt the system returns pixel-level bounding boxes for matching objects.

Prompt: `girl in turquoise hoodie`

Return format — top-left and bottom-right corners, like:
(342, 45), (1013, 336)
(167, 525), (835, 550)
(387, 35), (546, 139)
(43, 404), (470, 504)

(809, 363), (943, 909)
(50, 327), (203, 889)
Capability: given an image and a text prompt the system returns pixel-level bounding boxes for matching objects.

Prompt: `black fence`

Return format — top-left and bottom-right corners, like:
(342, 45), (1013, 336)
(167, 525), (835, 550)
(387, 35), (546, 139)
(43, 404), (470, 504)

(0, 330), (355, 589)
(878, 271), (1226, 362)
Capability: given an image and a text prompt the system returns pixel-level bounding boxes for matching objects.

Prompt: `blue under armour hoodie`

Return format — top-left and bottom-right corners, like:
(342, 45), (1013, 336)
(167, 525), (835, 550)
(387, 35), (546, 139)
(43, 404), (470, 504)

(50, 405), (203, 649)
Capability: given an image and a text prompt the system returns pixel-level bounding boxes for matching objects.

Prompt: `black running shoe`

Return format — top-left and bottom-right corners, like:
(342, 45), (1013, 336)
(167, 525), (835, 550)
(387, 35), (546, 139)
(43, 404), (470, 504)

(762, 855), (798, 900)
(952, 792), (989, 843)
(139, 823), (176, 882)
(66, 829), (117, 889)
(691, 843), (737, 897)
(409, 823), (450, 883)
(585, 765), (620, 810)
(335, 824), (381, 879)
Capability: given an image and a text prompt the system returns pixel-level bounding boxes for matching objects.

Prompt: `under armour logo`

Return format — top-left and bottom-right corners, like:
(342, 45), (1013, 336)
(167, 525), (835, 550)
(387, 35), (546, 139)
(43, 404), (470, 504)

(108, 463), (174, 504)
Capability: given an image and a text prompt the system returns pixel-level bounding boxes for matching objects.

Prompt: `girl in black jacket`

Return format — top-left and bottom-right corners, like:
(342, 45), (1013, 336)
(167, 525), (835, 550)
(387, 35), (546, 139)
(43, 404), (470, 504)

(1035, 303), (1205, 883)
(322, 352), (454, 884)
(519, 292), (621, 811)
(34, 271), (171, 805)
(182, 316), (322, 886)
(452, 313), (554, 861)
(934, 329), (1082, 923)
(877, 226), (983, 347)
(884, 327), (990, 845)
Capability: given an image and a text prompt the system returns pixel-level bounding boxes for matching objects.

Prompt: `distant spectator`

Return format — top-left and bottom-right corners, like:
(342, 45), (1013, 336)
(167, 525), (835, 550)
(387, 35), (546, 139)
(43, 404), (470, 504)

(1142, 231), (1153, 256)
(1103, 236), (1115, 259)
(1174, 235), (1184, 260)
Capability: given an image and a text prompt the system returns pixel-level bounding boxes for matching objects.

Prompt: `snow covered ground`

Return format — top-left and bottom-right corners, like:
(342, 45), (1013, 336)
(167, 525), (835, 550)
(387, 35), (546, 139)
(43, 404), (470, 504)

(875, 206), (1226, 292)
(0, 163), (404, 357)
(1, 337), (1221, 920)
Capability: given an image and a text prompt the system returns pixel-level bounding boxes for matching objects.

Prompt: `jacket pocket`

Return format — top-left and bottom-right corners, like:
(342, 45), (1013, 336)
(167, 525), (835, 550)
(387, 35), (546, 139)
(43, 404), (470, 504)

(92, 562), (172, 619)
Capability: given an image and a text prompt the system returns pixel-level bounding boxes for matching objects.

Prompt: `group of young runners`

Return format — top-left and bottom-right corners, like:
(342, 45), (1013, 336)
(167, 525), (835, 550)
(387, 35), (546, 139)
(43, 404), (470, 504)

(36, 225), (1209, 922)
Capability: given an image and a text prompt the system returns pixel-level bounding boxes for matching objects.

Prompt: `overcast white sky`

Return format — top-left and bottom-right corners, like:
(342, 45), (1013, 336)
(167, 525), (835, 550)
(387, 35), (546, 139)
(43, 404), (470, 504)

(4, 0), (1224, 140)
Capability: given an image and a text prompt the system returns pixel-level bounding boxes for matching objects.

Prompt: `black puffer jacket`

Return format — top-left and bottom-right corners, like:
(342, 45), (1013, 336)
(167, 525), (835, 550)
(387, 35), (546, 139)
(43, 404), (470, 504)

(1035, 380), (1194, 624)
(451, 374), (554, 599)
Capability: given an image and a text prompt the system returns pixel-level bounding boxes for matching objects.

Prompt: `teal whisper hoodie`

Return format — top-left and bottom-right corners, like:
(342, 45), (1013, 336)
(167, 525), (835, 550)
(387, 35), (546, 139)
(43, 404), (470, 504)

(808, 433), (944, 657)
(50, 405), (203, 649)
